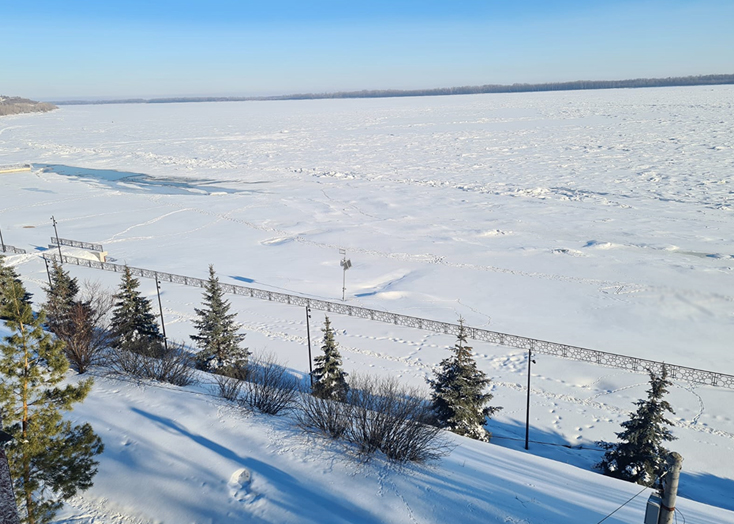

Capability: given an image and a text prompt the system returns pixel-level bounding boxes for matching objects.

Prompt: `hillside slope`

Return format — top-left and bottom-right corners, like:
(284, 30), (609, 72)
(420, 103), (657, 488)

(44, 370), (733, 524)
(0, 96), (57, 116)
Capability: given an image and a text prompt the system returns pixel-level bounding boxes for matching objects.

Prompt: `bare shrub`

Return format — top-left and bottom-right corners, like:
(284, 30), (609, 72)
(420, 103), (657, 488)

(58, 280), (114, 373)
(214, 362), (249, 381)
(214, 373), (244, 402)
(344, 374), (450, 463)
(107, 339), (196, 387)
(296, 393), (350, 439)
(241, 352), (300, 415)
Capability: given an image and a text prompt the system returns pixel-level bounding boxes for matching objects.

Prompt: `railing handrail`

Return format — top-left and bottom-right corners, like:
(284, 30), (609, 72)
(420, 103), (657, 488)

(49, 237), (104, 252)
(44, 253), (734, 389)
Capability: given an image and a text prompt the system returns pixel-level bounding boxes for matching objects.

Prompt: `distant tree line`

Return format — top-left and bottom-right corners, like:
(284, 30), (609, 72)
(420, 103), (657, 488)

(0, 96), (57, 116)
(52, 73), (734, 106)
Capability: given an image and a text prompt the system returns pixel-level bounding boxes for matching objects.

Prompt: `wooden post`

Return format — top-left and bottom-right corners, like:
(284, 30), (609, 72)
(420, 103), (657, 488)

(659, 452), (683, 524)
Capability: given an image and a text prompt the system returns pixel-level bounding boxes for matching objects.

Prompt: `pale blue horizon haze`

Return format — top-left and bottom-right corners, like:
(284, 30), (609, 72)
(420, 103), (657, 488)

(2, 0), (733, 100)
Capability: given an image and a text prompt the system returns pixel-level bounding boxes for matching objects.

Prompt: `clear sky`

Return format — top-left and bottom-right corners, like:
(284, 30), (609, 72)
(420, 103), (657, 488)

(2, 0), (733, 100)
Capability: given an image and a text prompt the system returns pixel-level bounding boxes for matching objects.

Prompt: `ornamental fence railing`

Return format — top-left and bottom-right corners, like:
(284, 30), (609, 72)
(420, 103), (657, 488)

(0, 245), (26, 255)
(49, 237), (104, 252)
(44, 253), (734, 389)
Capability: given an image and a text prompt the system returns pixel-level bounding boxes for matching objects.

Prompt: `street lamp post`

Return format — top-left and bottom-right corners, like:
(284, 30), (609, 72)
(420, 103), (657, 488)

(339, 249), (351, 301)
(51, 216), (63, 262)
(155, 276), (168, 351)
(305, 306), (313, 387)
(43, 256), (52, 286)
(525, 348), (535, 450)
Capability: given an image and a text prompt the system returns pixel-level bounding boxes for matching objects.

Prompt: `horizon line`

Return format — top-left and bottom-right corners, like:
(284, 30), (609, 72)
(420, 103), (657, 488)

(47, 73), (734, 106)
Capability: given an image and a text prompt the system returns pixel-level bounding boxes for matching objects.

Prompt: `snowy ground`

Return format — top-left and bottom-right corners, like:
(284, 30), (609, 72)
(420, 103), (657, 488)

(1, 86), (733, 522)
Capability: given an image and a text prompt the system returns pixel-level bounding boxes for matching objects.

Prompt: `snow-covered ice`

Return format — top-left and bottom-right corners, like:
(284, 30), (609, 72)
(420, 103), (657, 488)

(1, 85), (733, 522)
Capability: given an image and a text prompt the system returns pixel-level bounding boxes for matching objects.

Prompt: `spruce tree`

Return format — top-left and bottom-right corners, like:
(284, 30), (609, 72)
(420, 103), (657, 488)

(311, 316), (349, 401)
(0, 257), (31, 319)
(109, 266), (162, 354)
(428, 319), (500, 442)
(0, 276), (103, 524)
(42, 261), (79, 338)
(190, 265), (248, 374)
(596, 367), (676, 487)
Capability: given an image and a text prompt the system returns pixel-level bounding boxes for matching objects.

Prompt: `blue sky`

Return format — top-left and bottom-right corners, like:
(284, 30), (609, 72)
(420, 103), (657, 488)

(2, 0), (733, 99)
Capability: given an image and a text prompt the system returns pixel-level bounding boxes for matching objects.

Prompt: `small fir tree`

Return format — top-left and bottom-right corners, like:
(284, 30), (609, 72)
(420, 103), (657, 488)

(0, 276), (103, 524)
(109, 266), (162, 353)
(428, 319), (500, 442)
(311, 316), (349, 401)
(190, 265), (248, 374)
(42, 261), (79, 338)
(0, 257), (31, 319)
(596, 367), (676, 487)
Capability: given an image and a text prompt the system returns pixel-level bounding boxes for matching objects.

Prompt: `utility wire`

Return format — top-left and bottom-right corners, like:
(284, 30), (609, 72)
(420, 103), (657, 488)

(595, 484), (649, 524)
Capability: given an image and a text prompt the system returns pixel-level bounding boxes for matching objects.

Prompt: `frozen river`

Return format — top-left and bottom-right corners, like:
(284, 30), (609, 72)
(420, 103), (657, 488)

(1, 86), (733, 512)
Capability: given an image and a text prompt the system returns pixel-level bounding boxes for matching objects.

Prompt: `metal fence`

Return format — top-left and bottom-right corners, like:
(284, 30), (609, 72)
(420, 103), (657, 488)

(45, 253), (734, 389)
(0, 245), (26, 255)
(50, 237), (104, 252)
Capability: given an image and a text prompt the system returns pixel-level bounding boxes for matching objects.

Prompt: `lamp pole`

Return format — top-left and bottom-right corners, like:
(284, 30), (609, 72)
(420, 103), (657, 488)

(43, 256), (52, 286)
(51, 215), (63, 262)
(305, 306), (313, 387)
(525, 348), (535, 450)
(339, 249), (351, 301)
(155, 275), (168, 351)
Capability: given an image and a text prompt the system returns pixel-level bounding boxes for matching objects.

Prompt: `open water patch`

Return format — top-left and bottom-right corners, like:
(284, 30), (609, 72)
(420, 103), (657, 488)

(35, 163), (259, 196)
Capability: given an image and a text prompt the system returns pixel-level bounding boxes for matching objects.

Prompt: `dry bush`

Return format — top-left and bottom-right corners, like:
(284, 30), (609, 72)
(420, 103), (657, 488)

(213, 373), (244, 402)
(58, 280), (114, 373)
(297, 373), (450, 463)
(296, 393), (350, 439)
(107, 339), (196, 386)
(344, 375), (449, 463)
(240, 352), (300, 415)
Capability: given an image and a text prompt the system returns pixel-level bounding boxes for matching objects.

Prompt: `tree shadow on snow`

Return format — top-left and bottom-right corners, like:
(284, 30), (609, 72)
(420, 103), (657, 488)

(486, 418), (734, 512)
(485, 417), (605, 471)
(678, 471), (734, 511)
(130, 407), (381, 523)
